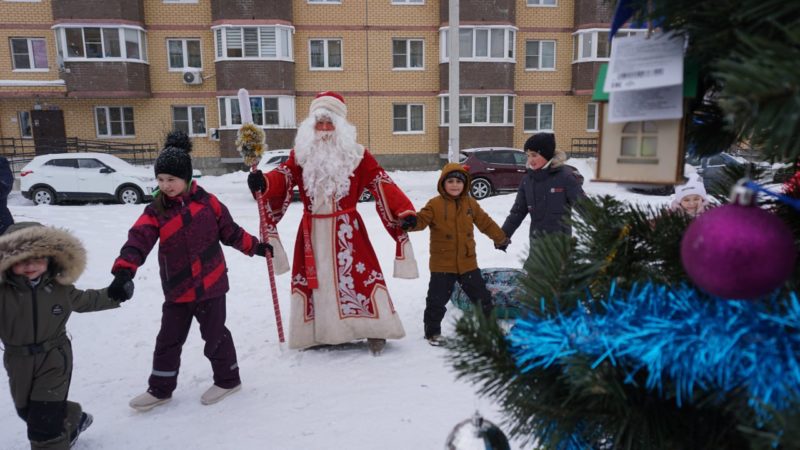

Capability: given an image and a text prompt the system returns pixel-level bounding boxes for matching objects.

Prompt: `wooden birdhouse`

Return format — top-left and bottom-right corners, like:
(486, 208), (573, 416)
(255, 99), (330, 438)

(592, 63), (698, 185)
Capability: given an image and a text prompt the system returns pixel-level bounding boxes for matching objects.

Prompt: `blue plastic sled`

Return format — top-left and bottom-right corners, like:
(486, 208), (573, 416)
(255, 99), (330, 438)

(449, 267), (527, 319)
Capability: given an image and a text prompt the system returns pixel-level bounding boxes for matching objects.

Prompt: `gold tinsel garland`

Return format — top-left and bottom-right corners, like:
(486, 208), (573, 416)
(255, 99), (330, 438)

(236, 122), (267, 166)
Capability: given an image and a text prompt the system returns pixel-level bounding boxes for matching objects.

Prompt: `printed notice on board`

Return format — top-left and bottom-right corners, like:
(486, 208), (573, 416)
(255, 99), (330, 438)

(608, 84), (683, 123)
(604, 31), (685, 93)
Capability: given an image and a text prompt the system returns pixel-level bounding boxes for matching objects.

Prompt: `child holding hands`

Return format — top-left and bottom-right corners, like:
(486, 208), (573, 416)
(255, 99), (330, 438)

(401, 163), (509, 345)
(0, 222), (132, 449)
(111, 131), (271, 411)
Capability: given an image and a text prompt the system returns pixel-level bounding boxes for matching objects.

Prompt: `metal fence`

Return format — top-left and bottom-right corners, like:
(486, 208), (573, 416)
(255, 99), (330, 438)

(569, 137), (598, 158)
(0, 137), (159, 175)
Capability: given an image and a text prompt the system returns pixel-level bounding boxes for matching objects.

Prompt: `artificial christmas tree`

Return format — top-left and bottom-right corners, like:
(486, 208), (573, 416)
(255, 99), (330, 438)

(447, 1), (800, 448)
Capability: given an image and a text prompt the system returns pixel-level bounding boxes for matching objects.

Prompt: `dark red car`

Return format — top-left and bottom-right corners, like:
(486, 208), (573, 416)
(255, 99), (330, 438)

(459, 147), (529, 199)
(459, 147), (584, 199)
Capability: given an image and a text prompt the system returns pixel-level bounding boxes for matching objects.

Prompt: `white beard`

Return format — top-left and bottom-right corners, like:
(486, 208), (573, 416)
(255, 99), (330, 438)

(294, 109), (364, 204)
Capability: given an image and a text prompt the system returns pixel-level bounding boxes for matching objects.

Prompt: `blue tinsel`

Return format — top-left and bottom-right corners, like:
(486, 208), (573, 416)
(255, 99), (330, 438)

(508, 283), (800, 412)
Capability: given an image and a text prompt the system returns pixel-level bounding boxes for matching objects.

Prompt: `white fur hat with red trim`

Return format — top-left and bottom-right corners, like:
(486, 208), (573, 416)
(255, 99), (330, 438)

(309, 91), (347, 119)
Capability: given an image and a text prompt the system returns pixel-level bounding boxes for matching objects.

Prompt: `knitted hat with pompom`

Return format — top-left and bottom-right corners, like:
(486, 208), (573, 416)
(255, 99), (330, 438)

(154, 130), (193, 183)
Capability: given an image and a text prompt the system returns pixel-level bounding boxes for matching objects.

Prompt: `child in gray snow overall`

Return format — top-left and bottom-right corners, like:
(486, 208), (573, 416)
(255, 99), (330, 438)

(0, 222), (133, 449)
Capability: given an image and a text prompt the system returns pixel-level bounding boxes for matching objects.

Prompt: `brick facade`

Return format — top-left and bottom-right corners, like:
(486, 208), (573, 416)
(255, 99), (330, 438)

(0, 0), (608, 173)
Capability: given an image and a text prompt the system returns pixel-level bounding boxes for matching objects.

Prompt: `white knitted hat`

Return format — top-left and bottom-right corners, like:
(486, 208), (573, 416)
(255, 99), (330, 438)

(309, 91), (347, 119)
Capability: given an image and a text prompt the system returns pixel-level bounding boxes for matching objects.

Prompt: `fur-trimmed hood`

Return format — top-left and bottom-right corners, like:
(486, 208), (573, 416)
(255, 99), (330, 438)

(0, 222), (86, 284)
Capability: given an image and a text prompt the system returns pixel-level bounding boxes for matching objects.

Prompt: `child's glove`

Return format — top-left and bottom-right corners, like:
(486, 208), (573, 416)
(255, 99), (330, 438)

(399, 215), (417, 231)
(254, 242), (274, 258)
(108, 271), (134, 302)
(494, 237), (511, 252)
(247, 170), (266, 194)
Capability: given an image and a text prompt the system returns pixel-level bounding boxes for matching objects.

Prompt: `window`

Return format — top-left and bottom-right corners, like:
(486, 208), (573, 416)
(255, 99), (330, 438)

(573, 29), (640, 62)
(440, 95), (514, 126)
(167, 39), (201, 70)
(392, 39), (423, 69)
(620, 121), (658, 159)
(10, 38), (48, 70)
(309, 39), (342, 69)
(172, 106), (206, 136)
(77, 158), (106, 169)
(44, 159), (78, 168)
(586, 103), (599, 131)
(95, 107), (135, 137)
(213, 26), (293, 61)
(523, 103), (554, 132)
(393, 104), (424, 133)
(55, 26), (147, 62)
(527, 0), (556, 5)
(218, 96), (296, 129)
(440, 26), (515, 62)
(525, 40), (555, 70)
(18, 111), (32, 138)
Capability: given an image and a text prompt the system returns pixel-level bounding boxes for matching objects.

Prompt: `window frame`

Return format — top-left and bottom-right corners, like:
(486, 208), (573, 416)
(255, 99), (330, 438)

(439, 26), (516, 63)
(217, 95), (295, 130)
(392, 103), (425, 134)
(619, 121), (658, 160)
(212, 25), (294, 62)
(166, 38), (202, 71)
(439, 95), (515, 127)
(392, 0), (424, 4)
(392, 38), (424, 70)
(526, 0), (557, 6)
(308, 38), (343, 70)
(172, 105), (207, 137)
(523, 103), (555, 133)
(572, 28), (640, 62)
(525, 39), (556, 71)
(18, 111), (32, 138)
(10, 37), (49, 71)
(54, 26), (148, 63)
(94, 106), (135, 138)
(586, 102), (599, 132)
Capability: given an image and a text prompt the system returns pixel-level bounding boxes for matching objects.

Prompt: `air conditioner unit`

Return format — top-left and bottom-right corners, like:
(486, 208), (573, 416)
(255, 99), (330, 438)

(209, 128), (220, 141)
(182, 70), (203, 85)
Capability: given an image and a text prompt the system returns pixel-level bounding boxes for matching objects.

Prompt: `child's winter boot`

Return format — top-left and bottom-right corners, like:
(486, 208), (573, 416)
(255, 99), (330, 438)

(201, 383), (241, 405)
(129, 392), (171, 412)
(69, 412), (93, 447)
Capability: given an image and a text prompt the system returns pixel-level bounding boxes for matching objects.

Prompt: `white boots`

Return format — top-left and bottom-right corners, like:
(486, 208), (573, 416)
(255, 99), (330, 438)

(129, 392), (171, 412)
(129, 384), (240, 411)
(200, 384), (241, 405)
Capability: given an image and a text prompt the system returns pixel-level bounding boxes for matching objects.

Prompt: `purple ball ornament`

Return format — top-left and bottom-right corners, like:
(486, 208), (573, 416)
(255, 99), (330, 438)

(681, 182), (797, 299)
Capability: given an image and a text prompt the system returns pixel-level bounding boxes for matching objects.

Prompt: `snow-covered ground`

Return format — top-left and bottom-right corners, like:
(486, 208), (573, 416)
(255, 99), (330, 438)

(1, 159), (669, 449)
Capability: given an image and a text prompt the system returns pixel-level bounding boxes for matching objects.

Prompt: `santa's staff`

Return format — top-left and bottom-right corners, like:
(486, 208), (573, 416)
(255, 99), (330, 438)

(236, 88), (285, 344)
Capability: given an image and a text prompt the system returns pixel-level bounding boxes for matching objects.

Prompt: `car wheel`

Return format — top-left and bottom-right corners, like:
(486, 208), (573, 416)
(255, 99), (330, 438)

(358, 190), (373, 202)
(470, 178), (492, 200)
(31, 187), (56, 205)
(117, 186), (142, 204)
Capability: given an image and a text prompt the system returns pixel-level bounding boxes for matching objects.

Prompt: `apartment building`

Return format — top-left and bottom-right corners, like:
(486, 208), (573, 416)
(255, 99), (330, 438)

(0, 0), (614, 172)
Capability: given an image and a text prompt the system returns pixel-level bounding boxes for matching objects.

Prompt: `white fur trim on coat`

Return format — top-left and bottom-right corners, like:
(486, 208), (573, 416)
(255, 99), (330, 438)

(0, 222), (86, 285)
(309, 95), (347, 119)
(393, 239), (419, 279)
(268, 236), (290, 275)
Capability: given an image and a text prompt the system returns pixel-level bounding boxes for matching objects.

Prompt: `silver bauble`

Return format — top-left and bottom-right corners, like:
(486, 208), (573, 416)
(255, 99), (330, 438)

(445, 411), (510, 450)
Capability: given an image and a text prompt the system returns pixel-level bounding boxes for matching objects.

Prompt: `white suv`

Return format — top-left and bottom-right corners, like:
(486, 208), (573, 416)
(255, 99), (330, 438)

(20, 152), (157, 205)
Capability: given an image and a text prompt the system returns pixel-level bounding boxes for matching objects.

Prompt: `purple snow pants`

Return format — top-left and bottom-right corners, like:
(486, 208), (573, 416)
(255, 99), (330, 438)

(147, 296), (240, 399)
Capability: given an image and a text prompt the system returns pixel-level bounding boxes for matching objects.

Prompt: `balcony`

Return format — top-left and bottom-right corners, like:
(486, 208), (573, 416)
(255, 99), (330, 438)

(574, 0), (612, 26)
(52, 0), (144, 23)
(62, 62), (150, 97)
(571, 61), (604, 93)
(211, 0), (292, 22)
(440, 0), (515, 23)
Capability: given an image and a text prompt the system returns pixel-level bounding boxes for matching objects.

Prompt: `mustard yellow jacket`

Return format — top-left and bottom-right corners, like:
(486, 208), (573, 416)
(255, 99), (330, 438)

(411, 163), (506, 274)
